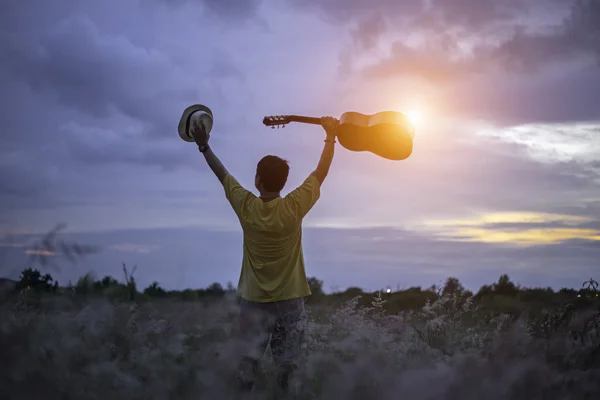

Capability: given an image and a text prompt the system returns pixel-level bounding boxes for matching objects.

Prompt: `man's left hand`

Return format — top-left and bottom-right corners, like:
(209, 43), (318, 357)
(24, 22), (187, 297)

(320, 116), (339, 139)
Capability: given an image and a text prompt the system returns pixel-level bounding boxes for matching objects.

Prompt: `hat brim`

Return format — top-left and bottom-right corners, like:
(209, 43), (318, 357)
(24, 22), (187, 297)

(178, 104), (213, 142)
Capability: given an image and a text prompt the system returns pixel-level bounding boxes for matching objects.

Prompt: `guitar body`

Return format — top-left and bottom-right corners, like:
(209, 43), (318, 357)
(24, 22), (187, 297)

(262, 110), (415, 161)
(336, 111), (414, 161)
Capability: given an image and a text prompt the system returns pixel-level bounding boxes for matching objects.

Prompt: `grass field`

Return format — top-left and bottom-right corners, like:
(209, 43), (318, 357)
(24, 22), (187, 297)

(1, 286), (599, 400)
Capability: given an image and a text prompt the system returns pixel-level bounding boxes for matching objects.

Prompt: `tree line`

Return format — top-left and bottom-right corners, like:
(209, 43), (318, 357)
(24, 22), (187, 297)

(9, 266), (598, 314)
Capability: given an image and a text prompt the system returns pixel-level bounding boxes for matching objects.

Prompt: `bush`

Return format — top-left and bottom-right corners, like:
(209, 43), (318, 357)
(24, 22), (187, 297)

(144, 282), (167, 298)
(15, 268), (57, 293)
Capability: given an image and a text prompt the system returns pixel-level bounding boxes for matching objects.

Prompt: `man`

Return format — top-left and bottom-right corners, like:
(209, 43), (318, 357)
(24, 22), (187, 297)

(189, 115), (338, 392)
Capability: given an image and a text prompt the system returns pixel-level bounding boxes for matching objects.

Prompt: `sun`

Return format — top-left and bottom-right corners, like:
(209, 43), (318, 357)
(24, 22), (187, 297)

(406, 109), (423, 126)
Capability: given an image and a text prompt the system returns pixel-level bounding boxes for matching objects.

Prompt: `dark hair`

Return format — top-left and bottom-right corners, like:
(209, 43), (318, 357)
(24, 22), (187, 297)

(256, 155), (290, 192)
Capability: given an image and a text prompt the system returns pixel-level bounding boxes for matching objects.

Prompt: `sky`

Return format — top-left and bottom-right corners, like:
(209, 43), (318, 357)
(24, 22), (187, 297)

(0, 0), (599, 292)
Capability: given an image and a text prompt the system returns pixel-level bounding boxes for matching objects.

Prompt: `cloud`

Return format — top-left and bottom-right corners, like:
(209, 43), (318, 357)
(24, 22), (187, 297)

(418, 211), (600, 246)
(58, 122), (199, 171)
(301, 118), (600, 232)
(0, 0), (598, 297)
(110, 243), (159, 254)
(293, 0), (600, 125)
(0, 0), (261, 224)
(0, 0), (352, 226)
(0, 243), (26, 248)
(1, 12), (229, 136)
(25, 250), (57, 257)
(308, 0), (599, 67)
(158, 0), (264, 19)
(479, 123), (600, 165)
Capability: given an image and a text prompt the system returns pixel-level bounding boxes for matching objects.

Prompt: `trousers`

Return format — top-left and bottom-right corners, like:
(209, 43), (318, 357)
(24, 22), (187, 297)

(236, 296), (307, 391)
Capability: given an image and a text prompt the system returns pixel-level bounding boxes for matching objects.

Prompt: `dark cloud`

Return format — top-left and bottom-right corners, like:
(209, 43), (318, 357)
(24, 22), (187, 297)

(291, 0), (560, 32)
(3, 14), (198, 135)
(350, 14), (388, 51)
(426, 0), (530, 28)
(58, 122), (199, 171)
(158, 0), (263, 19)
(475, 0), (599, 73)
(0, 0), (245, 143)
(200, 0), (263, 19)
(287, 0), (422, 23)
(0, 0), (253, 220)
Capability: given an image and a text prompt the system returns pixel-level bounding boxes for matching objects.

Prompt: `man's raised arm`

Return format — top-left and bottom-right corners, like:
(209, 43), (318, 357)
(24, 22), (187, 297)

(190, 120), (253, 216)
(201, 148), (229, 183)
(310, 116), (339, 185)
(190, 120), (228, 183)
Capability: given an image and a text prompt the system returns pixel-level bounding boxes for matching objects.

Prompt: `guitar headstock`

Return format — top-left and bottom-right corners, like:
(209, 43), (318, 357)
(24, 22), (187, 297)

(262, 115), (291, 129)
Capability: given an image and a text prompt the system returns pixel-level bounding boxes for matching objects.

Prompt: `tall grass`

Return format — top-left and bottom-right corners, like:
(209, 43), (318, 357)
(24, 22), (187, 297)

(1, 290), (598, 400)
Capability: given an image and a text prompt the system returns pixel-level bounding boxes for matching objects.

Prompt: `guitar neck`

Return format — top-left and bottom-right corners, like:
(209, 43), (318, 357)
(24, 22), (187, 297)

(288, 116), (322, 125)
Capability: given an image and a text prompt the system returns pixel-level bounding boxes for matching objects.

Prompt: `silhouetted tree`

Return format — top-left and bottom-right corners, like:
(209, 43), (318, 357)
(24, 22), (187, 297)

(559, 288), (576, 295)
(304, 277), (324, 304)
(206, 282), (224, 296)
(426, 284), (438, 293)
(144, 281), (166, 297)
(493, 274), (519, 296)
(16, 268), (56, 293)
(181, 289), (198, 301)
(226, 281), (236, 292)
(442, 277), (465, 297)
(307, 277), (324, 297)
(476, 284), (494, 298)
(343, 287), (364, 297)
(93, 276), (120, 292)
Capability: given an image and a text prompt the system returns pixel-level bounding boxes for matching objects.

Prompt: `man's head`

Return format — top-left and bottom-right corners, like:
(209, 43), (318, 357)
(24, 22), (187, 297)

(255, 155), (290, 193)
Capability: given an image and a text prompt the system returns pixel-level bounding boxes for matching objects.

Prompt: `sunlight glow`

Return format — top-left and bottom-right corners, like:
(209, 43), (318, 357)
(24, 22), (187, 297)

(406, 109), (423, 126)
(437, 228), (600, 246)
(424, 212), (592, 227)
(25, 250), (56, 256)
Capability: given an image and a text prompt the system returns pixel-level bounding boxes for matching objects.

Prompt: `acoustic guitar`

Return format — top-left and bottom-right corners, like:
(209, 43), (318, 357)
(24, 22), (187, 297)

(262, 111), (415, 161)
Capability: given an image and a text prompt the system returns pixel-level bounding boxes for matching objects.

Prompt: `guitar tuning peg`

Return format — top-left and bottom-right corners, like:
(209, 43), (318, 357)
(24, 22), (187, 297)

(282, 125), (285, 128)
(271, 126), (275, 129)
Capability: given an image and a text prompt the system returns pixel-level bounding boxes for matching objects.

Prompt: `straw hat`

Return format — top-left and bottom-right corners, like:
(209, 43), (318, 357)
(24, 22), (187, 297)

(177, 104), (213, 142)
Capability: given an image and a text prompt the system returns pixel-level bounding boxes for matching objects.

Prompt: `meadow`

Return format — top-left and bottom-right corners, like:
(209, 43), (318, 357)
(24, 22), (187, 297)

(1, 264), (599, 400)
(0, 226), (598, 399)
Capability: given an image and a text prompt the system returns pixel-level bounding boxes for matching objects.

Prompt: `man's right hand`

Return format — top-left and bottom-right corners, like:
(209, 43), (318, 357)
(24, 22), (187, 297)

(191, 118), (210, 147)
(320, 116), (339, 139)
